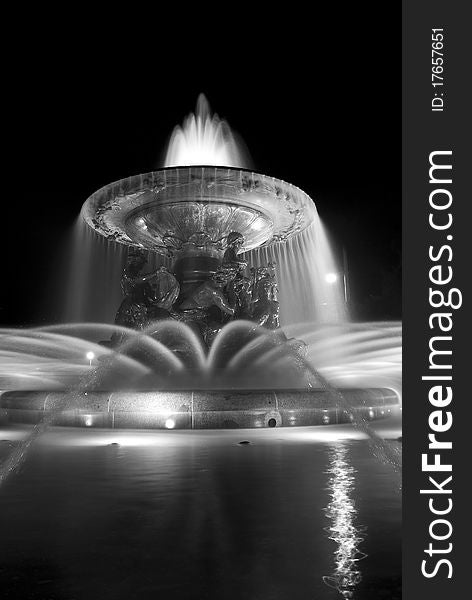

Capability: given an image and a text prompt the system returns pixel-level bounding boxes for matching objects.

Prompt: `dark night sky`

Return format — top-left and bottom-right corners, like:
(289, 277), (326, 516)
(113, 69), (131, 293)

(2, 10), (400, 326)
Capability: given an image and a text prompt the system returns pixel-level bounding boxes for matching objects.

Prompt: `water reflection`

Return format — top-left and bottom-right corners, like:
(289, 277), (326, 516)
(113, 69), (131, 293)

(323, 443), (366, 598)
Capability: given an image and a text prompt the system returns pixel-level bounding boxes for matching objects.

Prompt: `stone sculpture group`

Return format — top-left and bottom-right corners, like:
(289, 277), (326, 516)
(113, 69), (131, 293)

(113, 231), (280, 347)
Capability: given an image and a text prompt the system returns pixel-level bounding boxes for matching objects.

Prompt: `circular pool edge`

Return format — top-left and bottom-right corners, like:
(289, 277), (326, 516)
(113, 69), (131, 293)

(0, 388), (400, 430)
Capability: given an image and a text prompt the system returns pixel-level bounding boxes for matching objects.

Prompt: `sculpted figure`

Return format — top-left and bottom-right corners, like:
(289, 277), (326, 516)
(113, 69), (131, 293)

(147, 266), (180, 321)
(114, 249), (155, 331)
(176, 267), (236, 346)
(227, 271), (253, 319)
(178, 268), (235, 316)
(222, 232), (247, 271)
(250, 262), (280, 329)
(112, 251), (181, 348)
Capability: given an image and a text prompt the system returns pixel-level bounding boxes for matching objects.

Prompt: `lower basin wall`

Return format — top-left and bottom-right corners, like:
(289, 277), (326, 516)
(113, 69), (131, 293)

(0, 388), (399, 429)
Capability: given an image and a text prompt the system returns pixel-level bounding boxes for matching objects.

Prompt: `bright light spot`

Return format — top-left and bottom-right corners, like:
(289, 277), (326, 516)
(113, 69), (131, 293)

(165, 418), (175, 429)
(86, 351), (95, 361)
(137, 218), (147, 230)
(325, 273), (338, 284)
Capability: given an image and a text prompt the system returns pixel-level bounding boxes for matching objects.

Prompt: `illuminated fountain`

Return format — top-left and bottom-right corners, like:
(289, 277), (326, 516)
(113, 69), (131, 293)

(0, 95), (400, 430)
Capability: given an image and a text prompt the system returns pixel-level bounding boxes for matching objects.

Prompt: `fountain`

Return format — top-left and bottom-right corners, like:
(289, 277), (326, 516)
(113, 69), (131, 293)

(0, 96), (401, 430)
(0, 95), (402, 599)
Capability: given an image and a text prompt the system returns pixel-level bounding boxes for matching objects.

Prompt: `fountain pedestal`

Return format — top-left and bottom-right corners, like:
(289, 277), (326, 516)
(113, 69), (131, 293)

(174, 254), (221, 294)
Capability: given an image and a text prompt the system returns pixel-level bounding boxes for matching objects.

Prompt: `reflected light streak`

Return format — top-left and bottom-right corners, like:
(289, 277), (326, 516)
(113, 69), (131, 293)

(323, 443), (366, 598)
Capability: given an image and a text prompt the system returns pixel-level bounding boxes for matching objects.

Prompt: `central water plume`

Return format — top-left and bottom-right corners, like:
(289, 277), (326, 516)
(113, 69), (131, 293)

(164, 94), (249, 168)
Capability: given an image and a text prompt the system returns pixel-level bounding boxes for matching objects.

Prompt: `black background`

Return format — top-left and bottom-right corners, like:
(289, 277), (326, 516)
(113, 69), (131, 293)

(1, 9), (400, 326)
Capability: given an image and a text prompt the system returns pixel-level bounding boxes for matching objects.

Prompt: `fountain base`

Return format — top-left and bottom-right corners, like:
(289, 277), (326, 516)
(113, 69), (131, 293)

(0, 389), (399, 430)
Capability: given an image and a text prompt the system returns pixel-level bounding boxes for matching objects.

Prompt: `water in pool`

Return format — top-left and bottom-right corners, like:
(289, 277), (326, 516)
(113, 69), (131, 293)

(0, 418), (401, 600)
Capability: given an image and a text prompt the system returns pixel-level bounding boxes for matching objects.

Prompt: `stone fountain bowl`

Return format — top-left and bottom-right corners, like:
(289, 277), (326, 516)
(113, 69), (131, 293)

(0, 388), (400, 430)
(81, 166), (317, 255)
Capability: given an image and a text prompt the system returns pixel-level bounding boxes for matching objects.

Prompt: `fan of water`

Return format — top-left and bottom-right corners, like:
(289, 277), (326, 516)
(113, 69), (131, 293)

(0, 321), (315, 391)
(0, 321), (401, 396)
